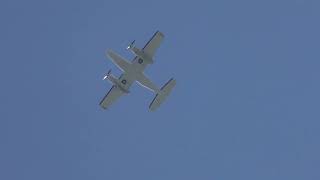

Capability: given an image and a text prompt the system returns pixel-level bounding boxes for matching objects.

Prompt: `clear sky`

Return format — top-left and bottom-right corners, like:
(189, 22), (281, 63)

(1, 0), (320, 179)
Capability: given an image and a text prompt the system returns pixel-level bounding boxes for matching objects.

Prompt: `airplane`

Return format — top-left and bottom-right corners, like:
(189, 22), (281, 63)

(100, 31), (176, 111)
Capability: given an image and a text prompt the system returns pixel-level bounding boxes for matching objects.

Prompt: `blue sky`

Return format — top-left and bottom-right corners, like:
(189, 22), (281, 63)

(1, 0), (320, 179)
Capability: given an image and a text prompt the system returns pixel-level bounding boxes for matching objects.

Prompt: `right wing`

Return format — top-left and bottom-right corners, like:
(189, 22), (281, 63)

(99, 86), (125, 109)
(100, 72), (135, 109)
(142, 31), (164, 58)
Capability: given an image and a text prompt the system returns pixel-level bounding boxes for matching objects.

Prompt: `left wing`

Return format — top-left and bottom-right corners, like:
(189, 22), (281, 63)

(142, 31), (164, 58)
(100, 86), (125, 109)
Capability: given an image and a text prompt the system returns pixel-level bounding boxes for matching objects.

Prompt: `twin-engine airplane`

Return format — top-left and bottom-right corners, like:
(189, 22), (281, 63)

(100, 31), (176, 111)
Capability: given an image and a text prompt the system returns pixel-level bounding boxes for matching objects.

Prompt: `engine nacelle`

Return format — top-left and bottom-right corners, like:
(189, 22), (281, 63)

(103, 73), (130, 93)
(127, 42), (153, 64)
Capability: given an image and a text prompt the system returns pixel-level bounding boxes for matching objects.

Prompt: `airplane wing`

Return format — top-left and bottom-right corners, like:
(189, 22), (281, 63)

(142, 31), (164, 58)
(132, 56), (148, 71)
(99, 86), (125, 109)
(99, 72), (135, 109)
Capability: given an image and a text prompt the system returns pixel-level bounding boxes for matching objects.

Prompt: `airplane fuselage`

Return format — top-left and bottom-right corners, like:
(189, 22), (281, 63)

(106, 50), (160, 94)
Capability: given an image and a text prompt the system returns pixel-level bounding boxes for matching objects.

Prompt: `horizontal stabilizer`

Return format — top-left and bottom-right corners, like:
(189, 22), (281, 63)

(149, 78), (176, 111)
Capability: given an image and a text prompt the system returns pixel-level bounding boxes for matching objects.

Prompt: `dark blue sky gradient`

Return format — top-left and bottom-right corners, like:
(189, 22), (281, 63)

(1, 0), (320, 179)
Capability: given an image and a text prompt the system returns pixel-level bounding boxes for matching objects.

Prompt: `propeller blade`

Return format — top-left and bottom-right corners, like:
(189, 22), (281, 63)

(126, 40), (135, 50)
(103, 69), (112, 80)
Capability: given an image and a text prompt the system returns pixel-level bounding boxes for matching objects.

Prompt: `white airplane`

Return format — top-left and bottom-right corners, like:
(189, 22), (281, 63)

(100, 31), (176, 111)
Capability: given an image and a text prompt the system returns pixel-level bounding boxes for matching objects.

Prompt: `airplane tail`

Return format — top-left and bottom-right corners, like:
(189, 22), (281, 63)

(149, 78), (176, 111)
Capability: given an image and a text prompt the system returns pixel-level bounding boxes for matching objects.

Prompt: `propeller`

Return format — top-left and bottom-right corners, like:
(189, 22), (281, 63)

(126, 40), (135, 50)
(103, 69), (112, 80)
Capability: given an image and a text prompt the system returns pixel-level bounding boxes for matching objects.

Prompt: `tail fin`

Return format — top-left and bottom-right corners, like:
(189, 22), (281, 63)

(149, 78), (176, 111)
